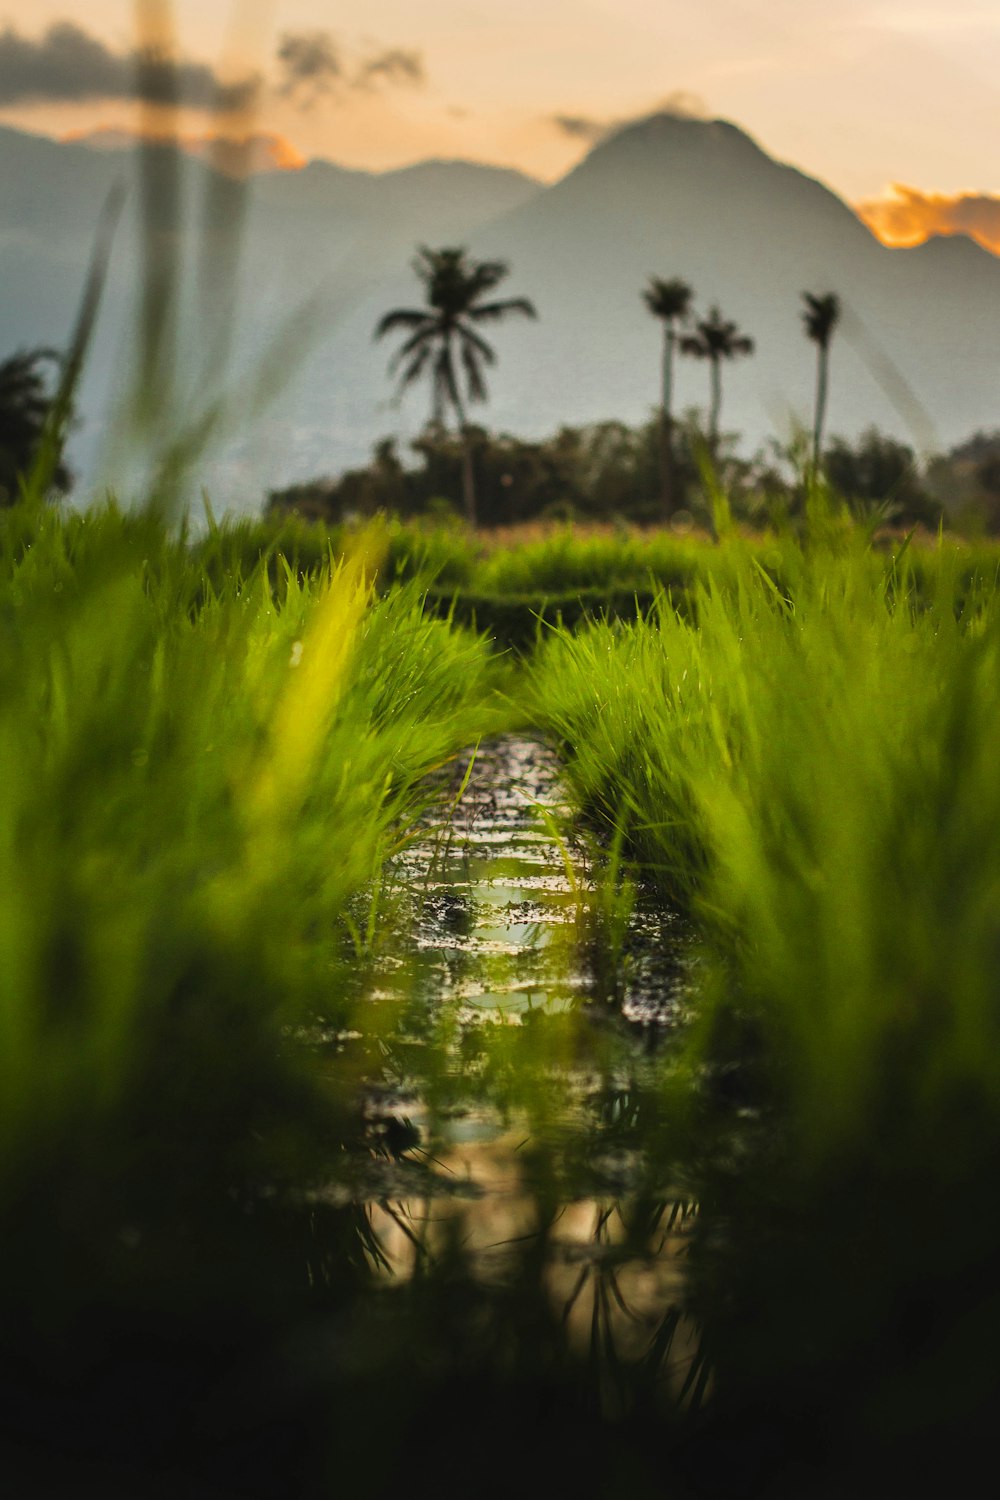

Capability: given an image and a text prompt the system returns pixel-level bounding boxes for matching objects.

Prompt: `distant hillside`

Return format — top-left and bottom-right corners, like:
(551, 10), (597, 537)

(460, 114), (1000, 459)
(0, 116), (997, 510)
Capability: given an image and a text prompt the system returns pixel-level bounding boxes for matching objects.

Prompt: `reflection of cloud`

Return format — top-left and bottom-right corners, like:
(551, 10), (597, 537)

(0, 21), (257, 111)
(550, 91), (708, 145)
(276, 30), (425, 109)
(856, 183), (1000, 254)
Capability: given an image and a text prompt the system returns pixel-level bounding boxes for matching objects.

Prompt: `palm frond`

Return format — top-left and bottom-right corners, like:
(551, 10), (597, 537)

(456, 322), (497, 365)
(643, 276), (692, 322)
(801, 291), (841, 348)
(460, 340), (488, 404)
(681, 306), (755, 361)
(433, 345), (461, 419)
(388, 325), (437, 374)
(397, 341), (434, 392)
(466, 259), (510, 298)
(468, 297), (538, 324)
(374, 308), (433, 341)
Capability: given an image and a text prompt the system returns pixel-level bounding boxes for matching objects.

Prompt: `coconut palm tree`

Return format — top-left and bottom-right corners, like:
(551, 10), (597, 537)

(374, 246), (537, 526)
(679, 306), (755, 455)
(642, 276), (693, 517)
(801, 292), (841, 470)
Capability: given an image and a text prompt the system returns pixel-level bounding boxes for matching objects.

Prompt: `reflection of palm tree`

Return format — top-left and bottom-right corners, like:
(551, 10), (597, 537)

(679, 307), (755, 455)
(374, 247), (537, 526)
(0, 349), (70, 504)
(642, 277), (692, 517)
(801, 292), (841, 470)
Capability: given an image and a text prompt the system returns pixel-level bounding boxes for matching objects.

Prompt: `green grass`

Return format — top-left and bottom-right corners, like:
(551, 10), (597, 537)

(0, 500), (501, 1340)
(527, 518), (1000, 1465)
(204, 510), (1000, 649)
(7, 493), (1000, 1490)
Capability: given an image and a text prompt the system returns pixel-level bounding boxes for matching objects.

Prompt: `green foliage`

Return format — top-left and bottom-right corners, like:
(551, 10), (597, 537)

(0, 349), (72, 503)
(268, 416), (716, 528)
(8, 493), (1000, 1485)
(0, 499), (496, 1340)
(825, 424), (940, 525)
(528, 522), (1000, 1454)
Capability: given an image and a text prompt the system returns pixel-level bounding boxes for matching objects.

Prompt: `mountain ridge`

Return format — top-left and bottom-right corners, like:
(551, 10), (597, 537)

(1, 114), (998, 507)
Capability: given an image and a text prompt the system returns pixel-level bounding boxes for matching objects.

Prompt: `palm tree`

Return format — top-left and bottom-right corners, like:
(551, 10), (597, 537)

(679, 306), (755, 455)
(642, 276), (692, 517)
(374, 247), (536, 526)
(801, 292), (841, 470)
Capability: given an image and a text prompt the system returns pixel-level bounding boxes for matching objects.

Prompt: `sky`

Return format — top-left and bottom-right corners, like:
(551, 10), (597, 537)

(2, 2), (1000, 248)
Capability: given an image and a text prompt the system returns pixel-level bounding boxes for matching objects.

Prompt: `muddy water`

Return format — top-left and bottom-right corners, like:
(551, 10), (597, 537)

(390, 734), (693, 1025)
(338, 736), (701, 1399)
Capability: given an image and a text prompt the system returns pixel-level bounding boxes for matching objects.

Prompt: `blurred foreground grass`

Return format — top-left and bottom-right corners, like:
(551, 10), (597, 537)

(530, 517), (1000, 1481)
(5, 496), (1000, 1494)
(0, 498), (507, 1486)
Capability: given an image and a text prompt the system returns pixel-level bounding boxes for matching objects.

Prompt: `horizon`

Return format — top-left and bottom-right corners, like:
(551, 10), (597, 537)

(0, 3), (999, 252)
(4, 108), (1000, 262)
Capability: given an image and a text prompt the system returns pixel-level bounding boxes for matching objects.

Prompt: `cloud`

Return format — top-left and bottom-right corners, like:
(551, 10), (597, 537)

(0, 21), (257, 112)
(276, 31), (425, 108)
(550, 91), (709, 145)
(654, 90), (709, 119)
(356, 49), (425, 90)
(856, 183), (1000, 254)
(551, 113), (609, 143)
(275, 31), (342, 104)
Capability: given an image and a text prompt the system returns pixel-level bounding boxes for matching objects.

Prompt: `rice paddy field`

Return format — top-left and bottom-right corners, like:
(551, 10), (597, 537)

(2, 495), (1000, 1496)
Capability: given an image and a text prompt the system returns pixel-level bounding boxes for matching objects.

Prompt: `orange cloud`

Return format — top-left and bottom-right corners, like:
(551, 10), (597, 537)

(856, 183), (1000, 255)
(62, 124), (306, 175)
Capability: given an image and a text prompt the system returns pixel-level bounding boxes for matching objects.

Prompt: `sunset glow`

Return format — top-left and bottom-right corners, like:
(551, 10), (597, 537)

(60, 122), (306, 174)
(855, 183), (1000, 255)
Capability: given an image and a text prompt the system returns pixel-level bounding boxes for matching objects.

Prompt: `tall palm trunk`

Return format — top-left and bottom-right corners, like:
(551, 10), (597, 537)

(659, 322), (677, 518)
(450, 383), (477, 528)
(813, 343), (830, 471)
(708, 356), (723, 456)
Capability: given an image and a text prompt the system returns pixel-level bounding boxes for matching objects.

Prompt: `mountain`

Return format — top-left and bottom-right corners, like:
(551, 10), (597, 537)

(0, 124), (543, 498)
(0, 115), (997, 509)
(64, 127), (307, 176)
(456, 113), (999, 455)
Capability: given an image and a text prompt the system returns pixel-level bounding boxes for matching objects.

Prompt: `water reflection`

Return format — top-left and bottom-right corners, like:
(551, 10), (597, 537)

(325, 736), (703, 1413)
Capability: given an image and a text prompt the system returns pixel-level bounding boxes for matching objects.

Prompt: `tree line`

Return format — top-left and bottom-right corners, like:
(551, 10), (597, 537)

(269, 415), (969, 533)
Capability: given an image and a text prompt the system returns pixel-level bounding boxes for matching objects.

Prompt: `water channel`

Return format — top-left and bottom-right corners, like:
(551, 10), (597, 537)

(329, 735), (704, 1406)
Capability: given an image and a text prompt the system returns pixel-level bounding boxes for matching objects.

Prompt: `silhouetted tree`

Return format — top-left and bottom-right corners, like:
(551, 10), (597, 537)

(801, 292), (841, 469)
(374, 246), (536, 526)
(0, 348), (71, 504)
(680, 307), (754, 455)
(643, 276), (692, 517)
(825, 426), (939, 526)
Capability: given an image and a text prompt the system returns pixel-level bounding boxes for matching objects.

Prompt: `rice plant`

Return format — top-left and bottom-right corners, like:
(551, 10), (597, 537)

(528, 519), (1000, 1481)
